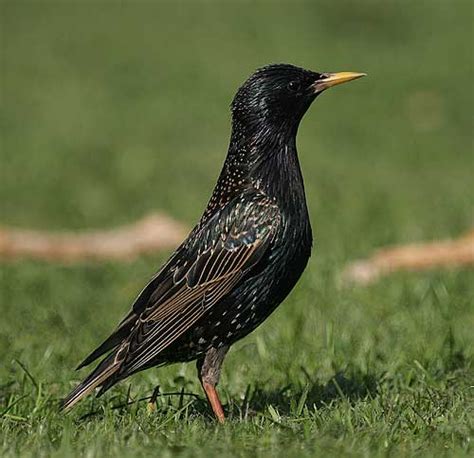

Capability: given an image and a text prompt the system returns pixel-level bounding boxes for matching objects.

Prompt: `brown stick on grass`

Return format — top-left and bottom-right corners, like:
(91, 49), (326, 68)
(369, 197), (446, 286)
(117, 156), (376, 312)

(0, 213), (188, 263)
(342, 229), (474, 285)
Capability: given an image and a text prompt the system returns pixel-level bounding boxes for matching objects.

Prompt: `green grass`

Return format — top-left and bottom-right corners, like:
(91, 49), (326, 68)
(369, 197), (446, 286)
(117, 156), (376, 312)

(1, 1), (473, 456)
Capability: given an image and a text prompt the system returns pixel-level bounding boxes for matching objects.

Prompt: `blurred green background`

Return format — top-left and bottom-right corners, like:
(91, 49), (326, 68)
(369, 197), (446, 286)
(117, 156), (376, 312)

(1, 1), (473, 457)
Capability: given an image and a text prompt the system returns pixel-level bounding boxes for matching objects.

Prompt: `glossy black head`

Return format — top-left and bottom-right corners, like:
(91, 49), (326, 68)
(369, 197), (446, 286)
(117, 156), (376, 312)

(231, 63), (365, 133)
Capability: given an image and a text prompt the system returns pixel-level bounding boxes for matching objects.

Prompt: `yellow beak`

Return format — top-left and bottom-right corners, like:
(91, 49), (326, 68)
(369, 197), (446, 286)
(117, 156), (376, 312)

(313, 71), (366, 92)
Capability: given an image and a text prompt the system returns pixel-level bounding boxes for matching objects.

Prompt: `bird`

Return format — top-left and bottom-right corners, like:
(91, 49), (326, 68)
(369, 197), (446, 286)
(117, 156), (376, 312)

(62, 63), (365, 422)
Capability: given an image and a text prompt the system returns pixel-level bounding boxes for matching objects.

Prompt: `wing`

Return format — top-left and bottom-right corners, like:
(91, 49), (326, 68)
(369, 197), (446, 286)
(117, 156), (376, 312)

(118, 193), (280, 374)
(77, 191), (281, 374)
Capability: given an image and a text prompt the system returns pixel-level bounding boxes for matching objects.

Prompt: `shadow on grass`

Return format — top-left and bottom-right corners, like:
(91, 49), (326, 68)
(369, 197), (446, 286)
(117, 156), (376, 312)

(234, 370), (378, 419)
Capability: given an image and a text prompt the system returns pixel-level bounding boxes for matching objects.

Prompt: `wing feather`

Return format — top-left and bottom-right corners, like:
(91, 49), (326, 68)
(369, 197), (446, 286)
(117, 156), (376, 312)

(123, 240), (265, 372)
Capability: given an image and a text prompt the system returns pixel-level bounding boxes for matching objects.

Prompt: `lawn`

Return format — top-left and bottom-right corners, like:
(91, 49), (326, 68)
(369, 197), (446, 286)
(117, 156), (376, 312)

(1, 1), (473, 457)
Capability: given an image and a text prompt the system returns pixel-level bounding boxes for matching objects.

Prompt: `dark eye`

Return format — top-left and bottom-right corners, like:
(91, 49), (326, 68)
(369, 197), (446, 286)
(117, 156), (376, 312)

(287, 81), (301, 92)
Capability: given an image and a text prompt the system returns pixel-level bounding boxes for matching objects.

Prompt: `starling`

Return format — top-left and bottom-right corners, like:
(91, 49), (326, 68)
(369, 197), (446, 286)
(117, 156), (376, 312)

(62, 64), (365, 422)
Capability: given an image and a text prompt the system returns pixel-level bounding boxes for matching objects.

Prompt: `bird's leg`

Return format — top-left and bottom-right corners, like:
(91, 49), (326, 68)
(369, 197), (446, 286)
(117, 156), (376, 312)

(196, 346), (229, 424)
(202, 381), (225, 424)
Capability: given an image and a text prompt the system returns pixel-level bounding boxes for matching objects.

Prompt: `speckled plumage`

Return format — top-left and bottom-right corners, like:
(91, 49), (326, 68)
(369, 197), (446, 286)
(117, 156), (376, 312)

(62, 64), (365, 420)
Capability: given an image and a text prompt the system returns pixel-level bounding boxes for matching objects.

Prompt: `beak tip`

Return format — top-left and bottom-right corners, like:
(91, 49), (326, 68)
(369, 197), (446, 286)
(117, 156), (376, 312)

(315, 71), (367, 91)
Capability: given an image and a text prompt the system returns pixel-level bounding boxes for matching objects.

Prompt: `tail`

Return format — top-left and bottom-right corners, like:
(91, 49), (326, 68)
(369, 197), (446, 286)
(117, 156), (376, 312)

(61, 353), (120, 412)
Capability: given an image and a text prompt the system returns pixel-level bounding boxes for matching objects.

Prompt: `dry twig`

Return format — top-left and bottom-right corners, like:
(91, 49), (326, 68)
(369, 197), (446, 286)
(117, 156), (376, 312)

(342, 230), (474, 285)
(0, 213), (188, 263)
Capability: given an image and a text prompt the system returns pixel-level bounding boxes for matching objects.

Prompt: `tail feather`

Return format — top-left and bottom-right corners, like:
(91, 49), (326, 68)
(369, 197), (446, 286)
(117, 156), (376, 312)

(76, 314), (137, 370)
(61, 353), (120, 412)
(75, 334), (122, 371)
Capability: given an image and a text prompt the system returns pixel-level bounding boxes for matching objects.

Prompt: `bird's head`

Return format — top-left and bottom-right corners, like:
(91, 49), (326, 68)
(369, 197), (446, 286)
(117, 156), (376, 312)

(231, 63), (366, 136)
